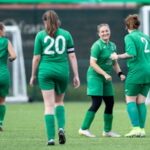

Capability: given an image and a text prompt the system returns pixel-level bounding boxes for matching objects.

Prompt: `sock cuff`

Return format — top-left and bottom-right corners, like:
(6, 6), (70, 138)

(45, 114), (54, 117)
(104, 113), (113, 118)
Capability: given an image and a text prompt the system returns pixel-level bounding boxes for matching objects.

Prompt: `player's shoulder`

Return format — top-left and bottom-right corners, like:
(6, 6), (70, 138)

(36, 30), (46, 36)
(124, 33), (132, 41)
(125, 30), (140, 40)
(35, 30), (47, 41)
(93, 39), (101, 46)
(0, 36), (8, 40)
(57, 28), (71, 36)
(0, 36), (9, 43)
(141, 32), (150, 39)
(91, 39), (102, 49)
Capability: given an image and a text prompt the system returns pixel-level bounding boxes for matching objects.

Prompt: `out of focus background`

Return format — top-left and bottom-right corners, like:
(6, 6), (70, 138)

(0, 0), (150, 102)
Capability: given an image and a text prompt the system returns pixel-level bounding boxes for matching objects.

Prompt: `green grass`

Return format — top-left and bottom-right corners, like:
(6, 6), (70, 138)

(0, 102), (150, 150)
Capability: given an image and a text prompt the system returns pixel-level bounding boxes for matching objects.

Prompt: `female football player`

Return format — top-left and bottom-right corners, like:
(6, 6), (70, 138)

(79, 23), (125, 138)
(0, 22), (16, 131)
(112, 14), (150, 137)
(30, 10), (80, 145)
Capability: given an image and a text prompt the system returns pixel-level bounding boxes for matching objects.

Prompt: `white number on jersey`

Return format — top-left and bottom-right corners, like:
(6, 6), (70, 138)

(141, 37), (150, 53)
(44, 35), (66, 55)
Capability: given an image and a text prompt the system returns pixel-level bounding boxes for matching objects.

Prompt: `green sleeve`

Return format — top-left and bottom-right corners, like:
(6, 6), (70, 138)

(90, 43), (101, 60)
(66, 31), (74, 48)
(34, 32), (42, 55)
(124, 35), (137, 56)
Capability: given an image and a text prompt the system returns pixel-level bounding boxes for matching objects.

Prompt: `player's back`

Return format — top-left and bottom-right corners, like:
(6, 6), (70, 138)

(126, 30), (150, 83)
(129, 30), (150, 63)
(35, 28), (73, 63)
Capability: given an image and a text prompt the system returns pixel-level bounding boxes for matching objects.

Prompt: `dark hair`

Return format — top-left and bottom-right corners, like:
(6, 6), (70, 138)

(42, 10), (61, 37)
(0, 22), (5, 31)
(125, 14), (140, 30)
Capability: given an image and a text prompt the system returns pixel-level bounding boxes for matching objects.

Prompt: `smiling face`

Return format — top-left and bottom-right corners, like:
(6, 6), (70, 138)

(98, 24), (110, 42)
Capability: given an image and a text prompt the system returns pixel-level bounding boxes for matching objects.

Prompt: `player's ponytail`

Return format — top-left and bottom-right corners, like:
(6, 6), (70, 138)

(42, 10), (61, 37)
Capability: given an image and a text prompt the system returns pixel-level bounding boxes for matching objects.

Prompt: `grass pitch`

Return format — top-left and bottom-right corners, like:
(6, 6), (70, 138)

(0, 102), (150, 150)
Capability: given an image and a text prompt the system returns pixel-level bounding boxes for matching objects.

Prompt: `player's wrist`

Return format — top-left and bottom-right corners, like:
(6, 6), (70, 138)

(118, 71), (124, 77)
(8, 57), (15, 62)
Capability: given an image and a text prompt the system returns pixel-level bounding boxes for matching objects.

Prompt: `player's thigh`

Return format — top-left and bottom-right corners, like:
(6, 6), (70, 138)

(87, 76), (103, 96)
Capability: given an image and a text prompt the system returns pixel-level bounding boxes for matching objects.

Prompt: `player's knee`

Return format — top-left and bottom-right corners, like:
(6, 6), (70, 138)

(89, 96), (102, 112)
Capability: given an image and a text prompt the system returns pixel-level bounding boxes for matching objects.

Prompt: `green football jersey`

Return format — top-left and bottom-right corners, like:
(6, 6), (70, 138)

(125, 30), (150, 84)
(87, 39), (116, 77)
(34, 28), (74, 63)
(0, 37), (8, 64)
(0, 36), (10, 97)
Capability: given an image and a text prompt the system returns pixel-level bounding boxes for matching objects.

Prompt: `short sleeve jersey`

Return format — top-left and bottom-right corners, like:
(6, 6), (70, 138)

(125, 30), (150, 84)
(34, 28), (74, 63)
(87, 39), (116, 77)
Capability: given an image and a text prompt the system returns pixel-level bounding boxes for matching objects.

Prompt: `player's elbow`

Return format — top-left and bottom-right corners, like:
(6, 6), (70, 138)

(90, 59), (96, 68)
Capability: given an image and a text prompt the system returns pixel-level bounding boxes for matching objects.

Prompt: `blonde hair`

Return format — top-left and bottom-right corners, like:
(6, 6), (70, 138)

(97, 23), (110, 33)
(42, 10), (61, 37)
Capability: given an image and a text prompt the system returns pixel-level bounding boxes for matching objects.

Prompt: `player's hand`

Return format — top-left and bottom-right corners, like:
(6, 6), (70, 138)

(29, 76), (36, 87)
(73, 76), (80, 88)
(120, 74), (126, 81)
(110, 52), (118, 60)
(104, 74), (112, 81)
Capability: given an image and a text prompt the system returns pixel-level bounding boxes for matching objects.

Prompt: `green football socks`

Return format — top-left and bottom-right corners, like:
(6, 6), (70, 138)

(81, 111), (95, 130)
(137, 103), (147, 128)
(55, 105), (65, 129)
(0, 105), (6, 126)
(127, 102), (140, 127)
(44, 114), (55, 140)
(104, 114), (113, 132)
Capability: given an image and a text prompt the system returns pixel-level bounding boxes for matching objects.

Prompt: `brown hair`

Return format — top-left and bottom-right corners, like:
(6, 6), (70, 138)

(42, 10), (61, 37)
(125, 14), (140, 30)
(0, 22), (5, 31)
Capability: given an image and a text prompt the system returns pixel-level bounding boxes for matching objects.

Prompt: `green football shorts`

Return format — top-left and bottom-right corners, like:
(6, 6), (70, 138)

(0, 74), (10, 97)
(87, 76), (114, 96)
(125, 82), (150, 97)
(38, 68), (69, 94)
